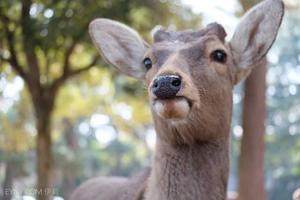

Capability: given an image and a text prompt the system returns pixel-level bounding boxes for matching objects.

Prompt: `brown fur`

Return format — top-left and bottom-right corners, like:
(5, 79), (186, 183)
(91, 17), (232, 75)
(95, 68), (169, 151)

(70, 168), (150, 200)
(71, 0), (284, 199)
(143, 28), (232, 200)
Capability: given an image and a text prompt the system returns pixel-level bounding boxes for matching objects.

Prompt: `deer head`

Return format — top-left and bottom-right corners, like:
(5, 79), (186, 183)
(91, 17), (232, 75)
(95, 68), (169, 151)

(89, 0), (284, 145)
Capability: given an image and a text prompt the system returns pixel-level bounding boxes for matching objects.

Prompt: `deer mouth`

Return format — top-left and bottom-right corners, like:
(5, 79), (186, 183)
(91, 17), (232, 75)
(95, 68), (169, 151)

(153, 96), (193, 119)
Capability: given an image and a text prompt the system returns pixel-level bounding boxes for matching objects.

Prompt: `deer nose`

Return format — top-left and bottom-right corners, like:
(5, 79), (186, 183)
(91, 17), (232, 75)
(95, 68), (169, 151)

(152, 75), (181, 99)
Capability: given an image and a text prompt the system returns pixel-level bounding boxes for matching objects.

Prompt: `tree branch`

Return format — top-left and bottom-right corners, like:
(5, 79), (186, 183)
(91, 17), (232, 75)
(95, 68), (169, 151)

(21, 0), (40, 85)
(62, 41), (78, 75)
(50, 55), (99, 94)
(68, 56), (99, 77)
(0, 14), (29, 82)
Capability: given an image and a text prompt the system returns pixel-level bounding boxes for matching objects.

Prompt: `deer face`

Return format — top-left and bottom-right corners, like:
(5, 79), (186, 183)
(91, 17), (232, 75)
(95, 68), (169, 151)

(89, 0), (283, 142)
(143, 24), (232, 120)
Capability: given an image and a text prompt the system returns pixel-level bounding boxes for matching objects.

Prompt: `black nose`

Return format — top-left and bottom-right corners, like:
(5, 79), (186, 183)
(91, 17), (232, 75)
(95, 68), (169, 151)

(152, 75), (181, 99)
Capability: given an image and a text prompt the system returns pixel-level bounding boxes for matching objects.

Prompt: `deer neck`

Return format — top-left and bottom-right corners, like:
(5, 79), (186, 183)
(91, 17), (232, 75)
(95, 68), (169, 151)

(145, 125), (230, 200)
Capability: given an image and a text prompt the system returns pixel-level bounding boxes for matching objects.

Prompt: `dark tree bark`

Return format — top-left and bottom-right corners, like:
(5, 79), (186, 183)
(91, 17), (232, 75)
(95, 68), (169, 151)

(36, 130), (53, 200)
(238, 58), (267, 200)
(33, 90), (56, 200)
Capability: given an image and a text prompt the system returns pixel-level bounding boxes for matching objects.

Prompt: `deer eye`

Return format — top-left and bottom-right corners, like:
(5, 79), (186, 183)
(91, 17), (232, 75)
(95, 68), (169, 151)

(211, 50), (227, 63)
(143, 57), (152, 70)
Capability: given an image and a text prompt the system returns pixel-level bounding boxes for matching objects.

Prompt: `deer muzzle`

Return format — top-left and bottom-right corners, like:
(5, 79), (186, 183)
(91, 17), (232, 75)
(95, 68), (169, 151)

(150, 74), (192, 120)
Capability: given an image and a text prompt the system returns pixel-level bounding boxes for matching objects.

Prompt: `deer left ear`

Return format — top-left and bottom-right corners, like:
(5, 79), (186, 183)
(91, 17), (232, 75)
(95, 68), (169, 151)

(229, 0), (284, 84)
(89, 18), (149, 79)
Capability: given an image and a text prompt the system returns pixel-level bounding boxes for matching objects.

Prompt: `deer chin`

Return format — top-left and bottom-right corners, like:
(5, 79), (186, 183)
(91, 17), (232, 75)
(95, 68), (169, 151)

(153, 97), (192, 120)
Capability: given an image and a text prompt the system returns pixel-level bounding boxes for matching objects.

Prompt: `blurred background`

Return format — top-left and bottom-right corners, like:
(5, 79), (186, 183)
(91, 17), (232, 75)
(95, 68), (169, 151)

(0, 0), (299, 200)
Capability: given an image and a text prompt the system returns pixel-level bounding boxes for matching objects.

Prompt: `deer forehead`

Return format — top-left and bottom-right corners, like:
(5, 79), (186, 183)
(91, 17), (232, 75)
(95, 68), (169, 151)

(147, 35), (227, 68)
(152, 22), (227, 43)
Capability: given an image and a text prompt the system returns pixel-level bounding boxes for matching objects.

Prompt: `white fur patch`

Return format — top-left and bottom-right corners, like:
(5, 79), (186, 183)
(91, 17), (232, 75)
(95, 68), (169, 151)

(154, 98), (190, 119)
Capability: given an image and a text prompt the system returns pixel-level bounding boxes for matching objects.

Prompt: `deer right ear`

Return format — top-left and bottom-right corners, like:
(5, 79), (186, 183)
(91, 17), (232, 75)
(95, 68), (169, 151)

(229, 0), (284, 84)
(89, 18), (149, 79)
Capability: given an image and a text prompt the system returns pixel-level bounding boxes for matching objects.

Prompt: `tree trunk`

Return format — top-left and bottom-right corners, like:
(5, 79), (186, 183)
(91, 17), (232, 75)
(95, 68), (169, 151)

(1, 160), (15, 200)
(238, 58), (267, 200)
(32, 89), (56, 200)
(36, 116), (54, 200)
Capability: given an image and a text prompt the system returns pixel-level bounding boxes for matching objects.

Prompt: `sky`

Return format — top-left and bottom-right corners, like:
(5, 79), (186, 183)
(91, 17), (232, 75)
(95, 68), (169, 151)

(181, 0), (240, 36)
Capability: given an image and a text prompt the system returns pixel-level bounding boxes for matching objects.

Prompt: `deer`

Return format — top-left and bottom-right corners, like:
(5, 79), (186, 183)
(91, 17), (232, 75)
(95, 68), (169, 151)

(70, 0), (284, 199)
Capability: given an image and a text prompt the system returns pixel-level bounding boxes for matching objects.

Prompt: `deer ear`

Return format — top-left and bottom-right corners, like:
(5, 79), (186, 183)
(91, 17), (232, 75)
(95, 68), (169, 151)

(89, 18), (149, 79)
(229, 0), (284, 84)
